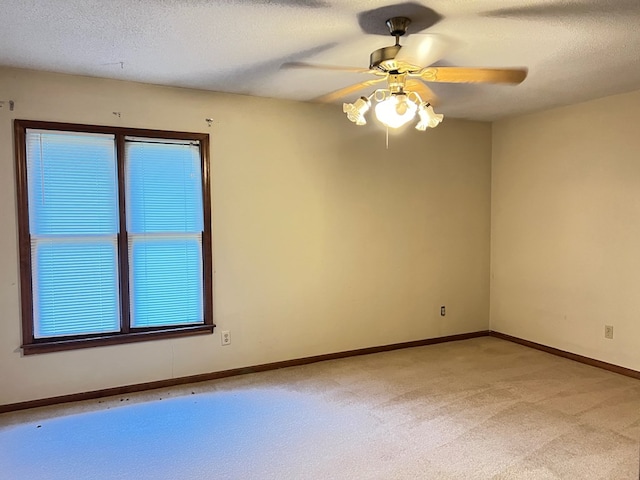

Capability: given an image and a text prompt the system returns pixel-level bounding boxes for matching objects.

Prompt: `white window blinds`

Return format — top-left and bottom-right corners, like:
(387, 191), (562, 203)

(125, 139), (204, 328)
(26, 131), (120, 338)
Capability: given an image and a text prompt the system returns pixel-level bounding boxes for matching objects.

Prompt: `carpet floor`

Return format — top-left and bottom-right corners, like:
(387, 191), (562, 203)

(1, 337), (639, 479)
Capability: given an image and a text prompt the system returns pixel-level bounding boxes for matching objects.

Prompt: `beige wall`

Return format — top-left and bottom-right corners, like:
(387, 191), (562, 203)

(0, 67), (491, 405)
(491, 89), (640, 371)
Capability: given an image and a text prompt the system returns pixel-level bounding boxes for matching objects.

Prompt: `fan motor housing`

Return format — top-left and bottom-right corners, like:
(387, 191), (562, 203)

(369, 45), (421, 73)
(369, 45), (401, 71)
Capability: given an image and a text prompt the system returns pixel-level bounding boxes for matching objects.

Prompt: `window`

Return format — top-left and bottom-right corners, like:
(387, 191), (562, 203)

(14, 120), (213, 354)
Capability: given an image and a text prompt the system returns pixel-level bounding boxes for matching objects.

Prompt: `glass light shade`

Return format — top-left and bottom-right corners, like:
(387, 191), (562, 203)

(374, 94), (417, 129)
(416, 103), (444, 131)
(343, 97), (371, 125)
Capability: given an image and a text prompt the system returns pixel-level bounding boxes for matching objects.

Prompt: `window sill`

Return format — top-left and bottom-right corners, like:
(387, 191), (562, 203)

(22, 324), (215, 355)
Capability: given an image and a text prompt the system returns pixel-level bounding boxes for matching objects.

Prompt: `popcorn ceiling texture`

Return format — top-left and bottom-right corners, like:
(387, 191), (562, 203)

(1, 0), (640, 120)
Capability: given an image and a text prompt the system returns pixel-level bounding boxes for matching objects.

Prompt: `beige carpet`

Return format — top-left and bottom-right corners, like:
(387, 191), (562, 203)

(1, 337), (639, 479)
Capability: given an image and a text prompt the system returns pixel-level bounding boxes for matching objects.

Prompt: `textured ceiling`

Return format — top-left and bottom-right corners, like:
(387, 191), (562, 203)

(1, 0), (640, 120)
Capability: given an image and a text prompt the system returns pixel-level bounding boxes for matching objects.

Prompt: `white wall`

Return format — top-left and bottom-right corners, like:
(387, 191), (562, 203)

(0, 67), (492, 405)
(491, 89), (640, 371)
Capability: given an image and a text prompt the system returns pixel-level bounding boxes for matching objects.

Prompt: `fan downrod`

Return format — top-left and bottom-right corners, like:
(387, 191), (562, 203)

(369, 17), (413, 72)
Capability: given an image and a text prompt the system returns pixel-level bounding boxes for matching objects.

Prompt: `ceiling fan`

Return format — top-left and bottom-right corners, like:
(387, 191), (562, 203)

(283, 16), (527, 130)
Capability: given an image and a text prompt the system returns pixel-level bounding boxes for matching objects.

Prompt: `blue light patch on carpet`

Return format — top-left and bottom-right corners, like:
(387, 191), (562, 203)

(0, 388), (404, 480)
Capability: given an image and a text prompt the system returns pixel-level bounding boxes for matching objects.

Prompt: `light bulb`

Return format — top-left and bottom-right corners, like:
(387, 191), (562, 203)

(374, 94), (417, 129)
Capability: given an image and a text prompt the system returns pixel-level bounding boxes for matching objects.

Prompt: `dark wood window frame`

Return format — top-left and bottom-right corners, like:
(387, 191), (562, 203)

(14, 120), (214, 355)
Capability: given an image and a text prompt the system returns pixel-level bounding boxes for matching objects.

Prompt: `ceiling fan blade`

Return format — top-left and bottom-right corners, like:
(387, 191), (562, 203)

(314, 77), (386, 103)
(419, 67), (527, 84)
(394, 34), (453, 70)
(405, 79), (439, 105)
(281, 61), (373, 74)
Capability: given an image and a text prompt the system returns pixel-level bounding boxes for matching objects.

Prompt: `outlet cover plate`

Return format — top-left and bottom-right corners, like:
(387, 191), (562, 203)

(221, 330), (231, 346)
(604, 325), (614, 339)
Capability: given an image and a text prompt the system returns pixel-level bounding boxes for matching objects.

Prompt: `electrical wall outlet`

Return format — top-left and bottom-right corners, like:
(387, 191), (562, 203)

(604, 325), (614, 339)
(221, 330), (231, 346)
(440, 306), (446, 316)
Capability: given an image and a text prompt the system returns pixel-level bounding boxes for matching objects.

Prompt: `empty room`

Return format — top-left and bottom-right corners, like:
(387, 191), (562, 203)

(1, 1), (640, 479)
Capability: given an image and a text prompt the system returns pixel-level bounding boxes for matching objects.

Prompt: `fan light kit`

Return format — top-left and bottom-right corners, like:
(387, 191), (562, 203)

(283, 15), (527, 135)
(343, 76), (443, 131)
